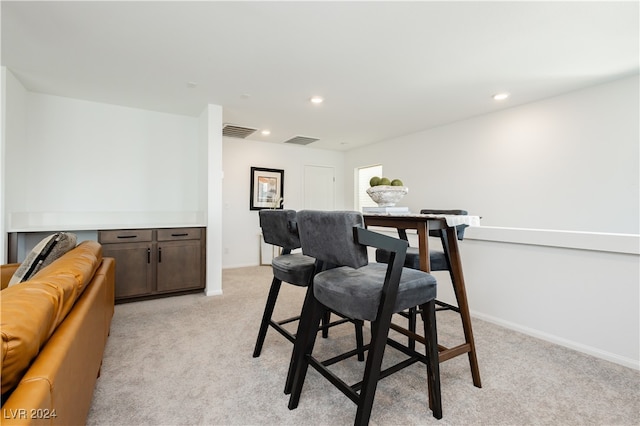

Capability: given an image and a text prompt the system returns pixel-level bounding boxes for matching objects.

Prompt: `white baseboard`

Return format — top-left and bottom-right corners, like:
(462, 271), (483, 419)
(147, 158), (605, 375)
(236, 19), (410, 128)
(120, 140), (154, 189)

(222, 262), (264, 270)
(472, 310), (640, 371)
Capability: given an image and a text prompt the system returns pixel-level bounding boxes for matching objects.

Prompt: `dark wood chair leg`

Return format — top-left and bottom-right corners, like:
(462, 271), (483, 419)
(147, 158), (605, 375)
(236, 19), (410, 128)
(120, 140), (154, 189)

(253, 277), (283, 358)
(354, 311), (394, 426)
(322, 309), (331, 338)
(284, 285), (314, 395)
(354, 319), (365, 361)
(288, 296), (324, 409)
(421, 300), (442, 419)
(408, 306), (417, 351)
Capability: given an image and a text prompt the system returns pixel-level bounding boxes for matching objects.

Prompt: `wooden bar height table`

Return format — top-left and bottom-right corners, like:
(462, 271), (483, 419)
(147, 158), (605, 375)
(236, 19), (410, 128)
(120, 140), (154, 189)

(363, 213), (482, 388)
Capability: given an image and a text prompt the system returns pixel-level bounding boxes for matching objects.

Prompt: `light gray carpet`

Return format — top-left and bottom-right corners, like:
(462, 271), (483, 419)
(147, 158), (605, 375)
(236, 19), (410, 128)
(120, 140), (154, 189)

(87, 266), (639, 425)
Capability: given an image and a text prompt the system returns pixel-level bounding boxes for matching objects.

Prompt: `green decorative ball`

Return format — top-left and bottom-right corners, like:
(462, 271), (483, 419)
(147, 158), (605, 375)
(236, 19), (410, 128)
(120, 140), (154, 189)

(379, 177), (391, 186)
(390, 179), (404, 186)
(369, 176), (381, 187)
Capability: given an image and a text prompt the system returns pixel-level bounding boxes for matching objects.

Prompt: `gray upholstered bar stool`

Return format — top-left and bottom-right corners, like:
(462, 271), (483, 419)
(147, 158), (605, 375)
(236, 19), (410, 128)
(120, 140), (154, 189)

(287, 210), (442, 425)
(375, 209), (469, 346)
(253, 209), (364, 359)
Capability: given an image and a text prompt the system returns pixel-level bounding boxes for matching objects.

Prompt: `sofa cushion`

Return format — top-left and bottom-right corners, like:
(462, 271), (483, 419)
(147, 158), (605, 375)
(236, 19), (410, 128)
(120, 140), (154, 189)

(1, 282), (61, 396)
(1, 241), (102, 396)
(8, 232), (77, 286)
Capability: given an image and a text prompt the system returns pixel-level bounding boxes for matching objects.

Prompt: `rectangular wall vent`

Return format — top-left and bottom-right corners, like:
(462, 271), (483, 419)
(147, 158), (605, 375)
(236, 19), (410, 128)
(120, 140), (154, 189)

(223, 124), (257, 139)
(283, 136), (319, 145)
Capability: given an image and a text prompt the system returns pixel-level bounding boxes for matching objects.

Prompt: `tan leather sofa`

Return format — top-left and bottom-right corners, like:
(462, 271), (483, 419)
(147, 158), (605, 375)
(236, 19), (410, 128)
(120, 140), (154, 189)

(1, 241), (115, 425)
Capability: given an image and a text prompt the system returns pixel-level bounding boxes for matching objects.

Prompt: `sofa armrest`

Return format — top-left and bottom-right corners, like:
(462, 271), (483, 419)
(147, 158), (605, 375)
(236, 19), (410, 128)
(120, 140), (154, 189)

(1, 264), (20, 290)
(0, 379), (51, 425)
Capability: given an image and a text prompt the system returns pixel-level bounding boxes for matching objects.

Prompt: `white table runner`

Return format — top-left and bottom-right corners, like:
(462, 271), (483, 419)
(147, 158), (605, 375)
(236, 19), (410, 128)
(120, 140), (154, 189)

(364, 212), (481, 228)
(419, 214), (481, 227)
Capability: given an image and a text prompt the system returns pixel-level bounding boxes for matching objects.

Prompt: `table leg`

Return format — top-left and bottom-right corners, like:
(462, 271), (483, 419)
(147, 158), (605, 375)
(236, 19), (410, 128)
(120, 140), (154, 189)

(445, 228), (482, 388)
(417, 223), (430, 272)
(412, 223), (431, 351)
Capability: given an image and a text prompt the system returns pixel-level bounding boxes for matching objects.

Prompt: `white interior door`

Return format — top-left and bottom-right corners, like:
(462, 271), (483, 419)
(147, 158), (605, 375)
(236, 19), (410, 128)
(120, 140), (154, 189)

(304, 165), (335, 210)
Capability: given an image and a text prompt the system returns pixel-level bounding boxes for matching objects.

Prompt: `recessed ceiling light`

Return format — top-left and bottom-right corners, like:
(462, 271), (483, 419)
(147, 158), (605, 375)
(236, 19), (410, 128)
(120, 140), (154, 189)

(310, 96), (324, 104)
(493, 92), (510, 101)
(261, 130), (271, 136)
(186, 81), (198, 88)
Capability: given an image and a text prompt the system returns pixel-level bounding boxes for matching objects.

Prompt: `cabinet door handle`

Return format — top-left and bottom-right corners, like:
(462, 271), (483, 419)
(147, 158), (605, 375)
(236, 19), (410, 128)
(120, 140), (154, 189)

(147, 248), (151, 263)
(171, 233), (189, 237)
(117, 235), (137, 239)
(158, 247), (162, 263)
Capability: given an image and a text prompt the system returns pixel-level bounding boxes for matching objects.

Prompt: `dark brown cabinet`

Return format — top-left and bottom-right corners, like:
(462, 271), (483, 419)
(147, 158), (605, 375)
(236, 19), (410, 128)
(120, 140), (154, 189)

(99, 227), (205, 303)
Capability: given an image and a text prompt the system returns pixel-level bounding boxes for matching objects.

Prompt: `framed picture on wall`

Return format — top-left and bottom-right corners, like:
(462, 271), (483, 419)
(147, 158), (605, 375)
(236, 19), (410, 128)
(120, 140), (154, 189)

(250, 167), (284, 210)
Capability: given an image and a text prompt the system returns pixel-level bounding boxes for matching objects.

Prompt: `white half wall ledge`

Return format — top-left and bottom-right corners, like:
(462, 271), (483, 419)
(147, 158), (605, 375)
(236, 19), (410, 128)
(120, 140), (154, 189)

(369, 225), (639, 255)
(464, 226), (640, 255)
(8, 211), (206, 232)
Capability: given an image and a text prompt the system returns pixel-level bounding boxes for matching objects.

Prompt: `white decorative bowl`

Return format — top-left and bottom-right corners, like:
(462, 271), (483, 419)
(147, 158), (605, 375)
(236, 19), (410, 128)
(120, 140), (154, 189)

(366, 185), (409, 207)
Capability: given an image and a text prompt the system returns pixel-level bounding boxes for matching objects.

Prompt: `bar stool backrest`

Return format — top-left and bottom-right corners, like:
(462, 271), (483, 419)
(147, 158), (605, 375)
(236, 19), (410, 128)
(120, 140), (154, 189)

(259, 209), (301, 251)
(297, 210), (368, 269)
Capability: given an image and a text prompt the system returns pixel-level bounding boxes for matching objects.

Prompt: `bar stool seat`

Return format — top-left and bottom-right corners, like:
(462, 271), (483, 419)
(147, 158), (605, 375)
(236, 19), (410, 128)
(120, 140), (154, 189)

(315, 263), (435, 321)
(272, 254), (315, 286)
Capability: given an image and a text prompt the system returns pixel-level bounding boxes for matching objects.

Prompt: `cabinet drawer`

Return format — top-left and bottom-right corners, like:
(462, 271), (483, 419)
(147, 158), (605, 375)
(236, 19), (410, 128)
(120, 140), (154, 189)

(98, 229), (153, 244)
(157, 227), (202, 241)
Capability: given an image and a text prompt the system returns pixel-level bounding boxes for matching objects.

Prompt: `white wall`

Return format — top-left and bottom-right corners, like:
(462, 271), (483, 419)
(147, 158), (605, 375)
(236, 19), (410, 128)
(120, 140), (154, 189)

(221, 138), (345, 268)
(1, 68), (28, 262)
(461, 241), (639, 366)
(203, 105), (224, 296)
(2, 82), (225, 298)
(345, 75), (640, 369)
(345, 75), (639, 234)
(6, 91), (204, 230)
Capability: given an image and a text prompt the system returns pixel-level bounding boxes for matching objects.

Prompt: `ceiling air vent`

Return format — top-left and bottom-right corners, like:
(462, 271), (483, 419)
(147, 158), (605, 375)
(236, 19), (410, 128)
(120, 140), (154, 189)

(222, 124), (257, 139)
(283, 136), (319, 146)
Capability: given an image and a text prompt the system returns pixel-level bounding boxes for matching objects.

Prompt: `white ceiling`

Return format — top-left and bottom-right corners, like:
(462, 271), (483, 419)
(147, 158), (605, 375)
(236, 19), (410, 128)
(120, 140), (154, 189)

(2, 1), (638, 151)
